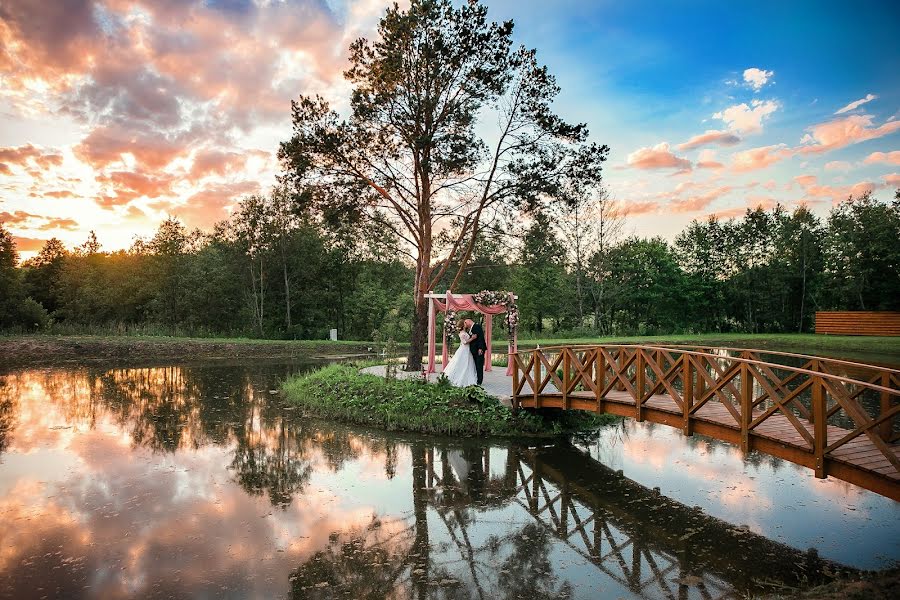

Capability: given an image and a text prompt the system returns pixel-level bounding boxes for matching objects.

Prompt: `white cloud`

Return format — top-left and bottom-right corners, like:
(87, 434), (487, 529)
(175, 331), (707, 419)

(713, 99), (780, 134)
(835, 94), (877, 115)
(824, 160), (853, 171)
(743, 68), (774, 91)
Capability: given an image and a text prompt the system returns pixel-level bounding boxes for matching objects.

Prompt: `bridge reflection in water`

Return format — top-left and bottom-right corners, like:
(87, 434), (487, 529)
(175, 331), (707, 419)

(410, 442), (848, 600)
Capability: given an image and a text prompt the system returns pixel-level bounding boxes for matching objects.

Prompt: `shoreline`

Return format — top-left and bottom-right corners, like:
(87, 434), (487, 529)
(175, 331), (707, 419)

(2, 332), (898, 369)
(0, 334), (372, 368)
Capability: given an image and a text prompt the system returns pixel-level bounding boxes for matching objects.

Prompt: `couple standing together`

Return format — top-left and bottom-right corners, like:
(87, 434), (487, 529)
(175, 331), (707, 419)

(443, 318), (487, 387)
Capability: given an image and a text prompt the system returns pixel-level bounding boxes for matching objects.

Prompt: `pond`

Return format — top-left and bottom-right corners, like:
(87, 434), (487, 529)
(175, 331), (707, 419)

(0, 360), (897, 599)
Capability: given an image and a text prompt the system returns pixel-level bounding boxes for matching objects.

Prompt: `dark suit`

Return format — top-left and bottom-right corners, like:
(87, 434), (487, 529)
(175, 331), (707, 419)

(468, 322), (487, 385)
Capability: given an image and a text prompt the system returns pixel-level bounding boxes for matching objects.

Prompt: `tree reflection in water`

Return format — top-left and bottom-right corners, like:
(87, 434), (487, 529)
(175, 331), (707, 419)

(0, 363), (863, 600)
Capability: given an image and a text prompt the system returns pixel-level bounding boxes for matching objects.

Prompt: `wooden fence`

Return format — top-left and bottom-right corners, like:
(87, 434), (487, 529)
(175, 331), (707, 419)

(510, 344), (900, 500)
(815, 311), (900, 336)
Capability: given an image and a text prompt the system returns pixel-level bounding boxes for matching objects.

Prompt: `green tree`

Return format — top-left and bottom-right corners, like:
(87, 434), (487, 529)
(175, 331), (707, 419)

(21, 237), (67, 315)
(0, 224), (25, 327)
(148, 217), (189, 328)
(775, 206), (824, 332)
(674, 217), (728, 331)
(279, 0), (608, 368)
(823, 192), (900, 311)
(513, 212), (568, 333)
(606, 237), (687, 334)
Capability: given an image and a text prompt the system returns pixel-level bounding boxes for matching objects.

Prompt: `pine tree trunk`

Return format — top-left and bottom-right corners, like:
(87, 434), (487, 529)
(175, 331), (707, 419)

(281, 244), (292, 331)
(405, 258), (430, 371)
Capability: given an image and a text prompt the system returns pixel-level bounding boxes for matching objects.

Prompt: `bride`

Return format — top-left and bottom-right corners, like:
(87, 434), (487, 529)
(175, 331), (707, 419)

(442, 318), (477, 387)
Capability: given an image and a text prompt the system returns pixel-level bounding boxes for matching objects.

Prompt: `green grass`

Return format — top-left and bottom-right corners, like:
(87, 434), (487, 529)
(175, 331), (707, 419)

(0, 332), (369, 346)
(281, 364), (616, 437)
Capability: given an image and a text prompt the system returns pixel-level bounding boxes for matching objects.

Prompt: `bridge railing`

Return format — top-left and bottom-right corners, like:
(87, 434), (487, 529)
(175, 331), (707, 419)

(510, 344), (900, 482)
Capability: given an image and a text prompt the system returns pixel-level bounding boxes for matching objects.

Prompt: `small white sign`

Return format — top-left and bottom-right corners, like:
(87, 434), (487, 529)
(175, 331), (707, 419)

(329, 328), (338, 341)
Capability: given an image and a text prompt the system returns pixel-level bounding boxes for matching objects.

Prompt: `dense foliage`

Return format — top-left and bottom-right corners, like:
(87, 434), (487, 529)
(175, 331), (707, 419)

(281, 364), (612, 436)
(1, 191), (897, 338)
(0, 194), (412, 340)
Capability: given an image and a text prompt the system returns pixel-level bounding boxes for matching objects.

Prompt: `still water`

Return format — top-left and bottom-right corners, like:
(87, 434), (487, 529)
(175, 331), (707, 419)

(0, 360), (897, 599)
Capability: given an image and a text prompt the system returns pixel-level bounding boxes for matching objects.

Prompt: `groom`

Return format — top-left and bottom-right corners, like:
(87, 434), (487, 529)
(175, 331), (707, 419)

(464, 318), (487, 385)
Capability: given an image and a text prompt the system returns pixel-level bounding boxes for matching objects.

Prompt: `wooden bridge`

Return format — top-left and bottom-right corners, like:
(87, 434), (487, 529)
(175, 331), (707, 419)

(510, 345), (900, 501)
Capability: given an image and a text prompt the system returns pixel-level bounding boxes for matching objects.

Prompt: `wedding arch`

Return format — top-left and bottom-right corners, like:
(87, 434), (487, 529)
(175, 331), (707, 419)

(424, 291), (519, 376)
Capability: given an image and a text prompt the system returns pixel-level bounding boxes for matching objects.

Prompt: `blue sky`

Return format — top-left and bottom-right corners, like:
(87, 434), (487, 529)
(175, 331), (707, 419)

(1, 0), (898, 256)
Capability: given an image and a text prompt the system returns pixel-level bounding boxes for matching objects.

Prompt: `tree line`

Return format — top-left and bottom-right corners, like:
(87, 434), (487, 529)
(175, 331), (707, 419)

(0, 191), (412, 341)
(2, 189), (897, 339)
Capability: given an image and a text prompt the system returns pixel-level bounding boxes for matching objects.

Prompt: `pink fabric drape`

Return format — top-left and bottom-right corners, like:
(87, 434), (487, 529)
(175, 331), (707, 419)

(440, 292), (453, 371)
(484, 313), (492, 372)
(428, 292), (517, 376)
(427, 297), (437, 374)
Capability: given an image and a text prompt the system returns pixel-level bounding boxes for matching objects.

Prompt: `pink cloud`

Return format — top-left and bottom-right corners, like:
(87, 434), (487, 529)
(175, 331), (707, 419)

(794, 176), (881, 205)
(622, 200), (659, 215)
(0, 210), (42, 225)
(697, 160), (724, 169)
(762, 179), (777, 191)
(730, 144), (791, 172)
(626, 143), (692, 171)
(11, 236), (48, 252)
(0, 0), (379, 248)
(796, 114), (900, 155)
(669, 186), (733, 213)
(863, 151), (900, 166)
(883, 173), (900, 187)
(824, 160), (853, 171)
(0, 144), (64, 173)
(708, 194), (780, 219)
(172, 181), (260, 229)
(677, 130), (741, 151)
(37, 218), (79, 231)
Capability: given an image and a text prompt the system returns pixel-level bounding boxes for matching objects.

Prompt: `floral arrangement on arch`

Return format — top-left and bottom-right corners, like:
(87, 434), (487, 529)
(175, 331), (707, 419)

(472, 290), (518, 341)
(443, 309), (458, 351)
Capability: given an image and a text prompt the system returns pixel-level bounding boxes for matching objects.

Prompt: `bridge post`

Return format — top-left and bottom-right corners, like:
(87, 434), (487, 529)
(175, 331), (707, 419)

(812, 364), (827, 478)
(635, 349), (645, 422)
(563, 349), (571, 410)
(682, 353), (693, 436)
(533, 350), (541, 409)
(595, 348), (605, 414)
(740, 357), (752, 453)
(879, 372), (892, 442)
(512, 353), (520, 414)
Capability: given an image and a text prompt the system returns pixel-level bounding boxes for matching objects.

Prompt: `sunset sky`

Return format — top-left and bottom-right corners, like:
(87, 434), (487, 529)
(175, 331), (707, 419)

(2, 0), (899, 260)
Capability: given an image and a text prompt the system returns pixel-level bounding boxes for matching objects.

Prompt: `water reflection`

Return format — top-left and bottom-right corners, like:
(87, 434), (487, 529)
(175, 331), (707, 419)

(0, 362), (896, 600)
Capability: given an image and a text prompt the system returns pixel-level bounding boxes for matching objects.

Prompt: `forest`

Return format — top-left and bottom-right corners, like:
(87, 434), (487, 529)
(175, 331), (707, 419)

(2, 189), (898, 342)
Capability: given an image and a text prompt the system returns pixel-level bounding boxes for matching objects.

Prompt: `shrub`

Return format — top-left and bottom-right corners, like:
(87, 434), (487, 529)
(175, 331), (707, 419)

(281, 364), (614, 437)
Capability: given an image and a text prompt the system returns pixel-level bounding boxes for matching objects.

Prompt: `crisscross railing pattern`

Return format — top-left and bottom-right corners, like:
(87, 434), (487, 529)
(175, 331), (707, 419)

(511, 344), (900, 500)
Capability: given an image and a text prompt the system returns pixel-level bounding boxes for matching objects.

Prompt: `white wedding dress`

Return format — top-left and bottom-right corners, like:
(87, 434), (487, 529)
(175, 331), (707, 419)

(443, 331), (478, 387)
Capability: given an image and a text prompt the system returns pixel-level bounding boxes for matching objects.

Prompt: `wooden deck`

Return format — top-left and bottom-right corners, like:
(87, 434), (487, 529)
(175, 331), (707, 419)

(512, 345), (900, 501)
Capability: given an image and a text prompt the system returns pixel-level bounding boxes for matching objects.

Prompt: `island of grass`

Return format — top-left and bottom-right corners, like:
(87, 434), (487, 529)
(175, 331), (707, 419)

(281, 364), (617, 437)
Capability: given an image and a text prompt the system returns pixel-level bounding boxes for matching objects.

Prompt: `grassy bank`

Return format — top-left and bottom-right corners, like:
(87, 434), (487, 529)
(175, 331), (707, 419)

(4, 331), (897, 369)
(771, 566), (900, 599)
(0, 334), (372, 368)
(281, 364), (615, 437)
